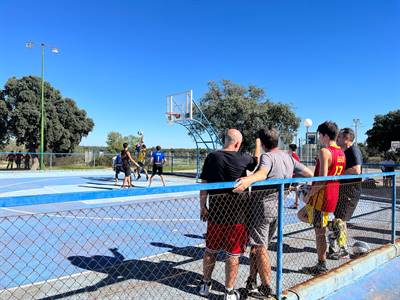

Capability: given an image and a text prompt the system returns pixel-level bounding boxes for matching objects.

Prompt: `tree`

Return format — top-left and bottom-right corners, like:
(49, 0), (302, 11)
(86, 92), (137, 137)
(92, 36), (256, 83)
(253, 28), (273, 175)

(2, 76), (94, 152)
(0, 93), (9, 147)
(106, 131), (140, 153)
(366, 110), (400, 153)
(197, 80), (300, 152)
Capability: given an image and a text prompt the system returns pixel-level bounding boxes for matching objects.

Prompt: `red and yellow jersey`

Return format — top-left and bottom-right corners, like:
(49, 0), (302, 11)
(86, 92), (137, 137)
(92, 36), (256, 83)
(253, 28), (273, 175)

(308, 145), (346, 212)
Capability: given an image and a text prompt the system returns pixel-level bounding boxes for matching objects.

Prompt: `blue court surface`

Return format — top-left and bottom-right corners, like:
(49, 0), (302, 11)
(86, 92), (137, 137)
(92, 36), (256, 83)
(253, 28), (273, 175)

(326, 256), (400, 299)
(0, 170), (303, 290)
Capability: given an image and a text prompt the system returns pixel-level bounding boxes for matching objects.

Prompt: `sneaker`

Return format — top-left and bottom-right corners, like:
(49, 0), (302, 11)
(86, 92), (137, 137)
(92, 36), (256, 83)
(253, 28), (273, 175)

(301, 262), (328, 275)
(224, 289), (241, 300)
(256, 284), (272, 299)
(327, 247), (350, 260)
(245, 277), (258, 294)
(199, 280), (212, 297)
(327, 232), (338, 253)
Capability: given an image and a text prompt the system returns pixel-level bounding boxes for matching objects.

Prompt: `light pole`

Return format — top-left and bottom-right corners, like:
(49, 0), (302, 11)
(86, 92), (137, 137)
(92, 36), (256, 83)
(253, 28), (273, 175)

(304, 118), (313, 162)
(26, 42), (59, 170)
(353, 118), (360, 144)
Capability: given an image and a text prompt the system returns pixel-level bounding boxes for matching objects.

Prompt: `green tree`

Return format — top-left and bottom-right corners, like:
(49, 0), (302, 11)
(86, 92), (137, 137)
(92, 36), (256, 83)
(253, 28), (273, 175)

(2, 76), (94, 152)
(0, 93), (9, 147)
(106, 131), (124, 153)
(106, 132), (140, 153)
(366, 110), (400, 153)
(197, 80), (300, 152)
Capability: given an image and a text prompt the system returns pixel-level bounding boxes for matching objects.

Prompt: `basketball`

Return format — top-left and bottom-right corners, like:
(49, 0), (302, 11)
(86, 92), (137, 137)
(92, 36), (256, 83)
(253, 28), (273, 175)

(352, 241), (370, 256)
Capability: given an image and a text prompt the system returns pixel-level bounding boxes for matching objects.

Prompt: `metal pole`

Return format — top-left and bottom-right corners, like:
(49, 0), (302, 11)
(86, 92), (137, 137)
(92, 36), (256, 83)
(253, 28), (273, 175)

(391, 174), (397, 243)
(171, 152), (174, 174)
(40, 43), (45, 170)
(276, 183), (284, 300)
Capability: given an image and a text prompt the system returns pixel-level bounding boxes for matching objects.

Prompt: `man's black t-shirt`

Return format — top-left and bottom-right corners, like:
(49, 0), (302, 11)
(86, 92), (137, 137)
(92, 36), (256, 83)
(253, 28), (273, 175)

(200, 150), (257, 224)
(341, 144), (363, 184)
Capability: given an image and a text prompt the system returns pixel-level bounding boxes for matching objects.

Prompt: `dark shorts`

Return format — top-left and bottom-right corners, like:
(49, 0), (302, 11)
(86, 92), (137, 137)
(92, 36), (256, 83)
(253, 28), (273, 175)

(123, 165), (131, 177)
(334, 184), (361, 221)
(115, 166), (123, 177)
(138, 162), (145, 168)
(152, 164), (163, 175)
(206, 222), (247, 256)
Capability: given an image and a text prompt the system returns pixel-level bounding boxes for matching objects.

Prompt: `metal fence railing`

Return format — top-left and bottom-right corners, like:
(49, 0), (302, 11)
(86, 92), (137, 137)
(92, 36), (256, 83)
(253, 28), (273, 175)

(0, 172), (398, 299)
(0, 152), (206, 176)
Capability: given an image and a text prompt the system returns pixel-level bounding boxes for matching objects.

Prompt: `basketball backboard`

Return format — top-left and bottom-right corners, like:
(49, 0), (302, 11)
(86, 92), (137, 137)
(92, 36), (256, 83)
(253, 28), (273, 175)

(166, 90), (193, 123)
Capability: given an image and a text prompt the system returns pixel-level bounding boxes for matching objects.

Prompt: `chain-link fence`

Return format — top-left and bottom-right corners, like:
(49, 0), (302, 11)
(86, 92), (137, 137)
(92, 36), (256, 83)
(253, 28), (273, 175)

(0, 172), (398, 299)
(0, 152), (206, 176)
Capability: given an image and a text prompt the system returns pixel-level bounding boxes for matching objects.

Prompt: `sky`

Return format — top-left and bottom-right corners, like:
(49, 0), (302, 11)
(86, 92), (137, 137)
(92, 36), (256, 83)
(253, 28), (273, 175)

(1, 0), (399, 149)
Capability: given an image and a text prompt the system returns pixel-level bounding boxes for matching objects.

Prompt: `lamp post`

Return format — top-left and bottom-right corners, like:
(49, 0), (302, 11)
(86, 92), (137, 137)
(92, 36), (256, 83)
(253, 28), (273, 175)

(26, 42), (59, 170)
(353, 118), (360, 144)
(303, 118), (313, 163)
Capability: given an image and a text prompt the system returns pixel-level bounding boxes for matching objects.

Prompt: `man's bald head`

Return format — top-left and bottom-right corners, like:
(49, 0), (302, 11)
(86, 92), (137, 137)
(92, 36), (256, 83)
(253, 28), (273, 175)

(224, 129), (243, 151)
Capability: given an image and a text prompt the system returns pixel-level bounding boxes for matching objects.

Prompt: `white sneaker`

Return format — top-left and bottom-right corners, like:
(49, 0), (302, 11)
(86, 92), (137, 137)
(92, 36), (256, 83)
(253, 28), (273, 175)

(199, 280), (212, 297)
(224, 289), (241, 300)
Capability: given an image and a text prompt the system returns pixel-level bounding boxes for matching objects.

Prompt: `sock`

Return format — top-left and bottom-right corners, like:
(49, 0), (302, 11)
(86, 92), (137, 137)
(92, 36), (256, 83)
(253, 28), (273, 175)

(226, 287), (233, 293)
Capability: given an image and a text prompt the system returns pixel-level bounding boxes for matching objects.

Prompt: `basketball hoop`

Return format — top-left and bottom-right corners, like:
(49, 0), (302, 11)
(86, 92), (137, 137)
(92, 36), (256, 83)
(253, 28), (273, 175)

(166, 112), (182, 123)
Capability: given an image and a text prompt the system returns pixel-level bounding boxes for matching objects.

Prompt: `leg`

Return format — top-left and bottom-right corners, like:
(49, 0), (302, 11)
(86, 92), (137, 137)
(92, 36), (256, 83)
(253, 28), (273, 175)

(148, 174), (155, 187)
(225, 255), (240, 289)
(159, 175), (166, 186)
(297, 206), (309, 223)
(249, 247), (258, 280)
(203, 250), (217, 281)
(315, 227), (327, 262)
(254, 245), (271, 286)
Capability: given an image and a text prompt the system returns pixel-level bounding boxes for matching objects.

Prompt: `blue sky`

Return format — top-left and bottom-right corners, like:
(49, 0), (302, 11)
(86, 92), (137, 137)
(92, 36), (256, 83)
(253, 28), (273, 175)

(1, 0), (399, 149)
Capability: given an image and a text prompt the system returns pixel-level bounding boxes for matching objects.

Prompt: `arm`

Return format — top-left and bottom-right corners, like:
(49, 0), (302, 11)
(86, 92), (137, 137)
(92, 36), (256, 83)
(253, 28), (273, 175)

(127, 151), (140, 168)
(298, 166), (314, 177)
(254, 138), (262, 164)
(319, 148), (331, 177)
(306, 149), (330, 201)
(345, 165), (361, 175)
(199, 180), (208, 221)
(233, 166), (269, 192)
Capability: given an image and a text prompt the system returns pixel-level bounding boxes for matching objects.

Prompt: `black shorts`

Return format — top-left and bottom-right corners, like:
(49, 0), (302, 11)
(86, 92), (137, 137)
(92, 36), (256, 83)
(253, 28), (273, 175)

(123, 165), (131, 177)
(152, 164), (163, 175)
(138, 162), (145, 168)
(334, 184), (361, 221)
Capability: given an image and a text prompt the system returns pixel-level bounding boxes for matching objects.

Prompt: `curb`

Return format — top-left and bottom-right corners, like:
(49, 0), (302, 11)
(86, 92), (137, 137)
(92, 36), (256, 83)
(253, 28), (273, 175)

(283, 240), (400, 300)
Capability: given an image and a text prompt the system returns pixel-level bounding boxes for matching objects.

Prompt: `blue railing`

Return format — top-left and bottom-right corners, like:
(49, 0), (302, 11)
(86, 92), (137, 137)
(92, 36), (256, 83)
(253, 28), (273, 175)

(0, 171), (399, 299)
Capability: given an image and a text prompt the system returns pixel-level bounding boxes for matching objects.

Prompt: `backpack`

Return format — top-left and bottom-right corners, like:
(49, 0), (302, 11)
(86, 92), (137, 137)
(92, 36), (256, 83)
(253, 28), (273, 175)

(115, 154), (122, 166)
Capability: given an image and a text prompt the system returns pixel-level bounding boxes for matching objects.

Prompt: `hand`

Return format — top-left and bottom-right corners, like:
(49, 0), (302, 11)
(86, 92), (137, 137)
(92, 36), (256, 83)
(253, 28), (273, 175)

(200, 207), (208, 222)
(233, 177), (252, 192)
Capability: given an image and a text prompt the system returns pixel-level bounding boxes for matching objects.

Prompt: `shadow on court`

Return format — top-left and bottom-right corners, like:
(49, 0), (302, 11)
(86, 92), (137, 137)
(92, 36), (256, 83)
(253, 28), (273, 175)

(40, 247), (226, 300)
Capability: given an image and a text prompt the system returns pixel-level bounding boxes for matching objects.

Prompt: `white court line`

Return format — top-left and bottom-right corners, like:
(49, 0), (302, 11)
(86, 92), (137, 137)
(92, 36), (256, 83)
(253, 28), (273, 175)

(46, 214), (200, 222)
(1, 207), (35, 215)
(0, 207), (199, 222)
(0, 176), (72, 189)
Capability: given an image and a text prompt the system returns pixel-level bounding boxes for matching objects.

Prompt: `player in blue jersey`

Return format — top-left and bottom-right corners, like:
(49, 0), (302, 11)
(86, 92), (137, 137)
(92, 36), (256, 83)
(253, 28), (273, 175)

(148, 145), (166, 187)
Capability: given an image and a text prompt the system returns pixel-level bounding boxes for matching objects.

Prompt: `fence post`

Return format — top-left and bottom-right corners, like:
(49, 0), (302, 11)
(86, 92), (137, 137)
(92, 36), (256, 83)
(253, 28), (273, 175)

(392, 174), (397, 243)
(49, 153), (52, 169)
(276, 183), (284, 300)
(171, 153), (174, 174)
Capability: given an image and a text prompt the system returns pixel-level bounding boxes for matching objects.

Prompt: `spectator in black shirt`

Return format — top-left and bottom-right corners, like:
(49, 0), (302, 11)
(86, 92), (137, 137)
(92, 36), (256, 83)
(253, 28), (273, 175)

(330, 127), (363, 259)
(198, 129), (260, 300)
